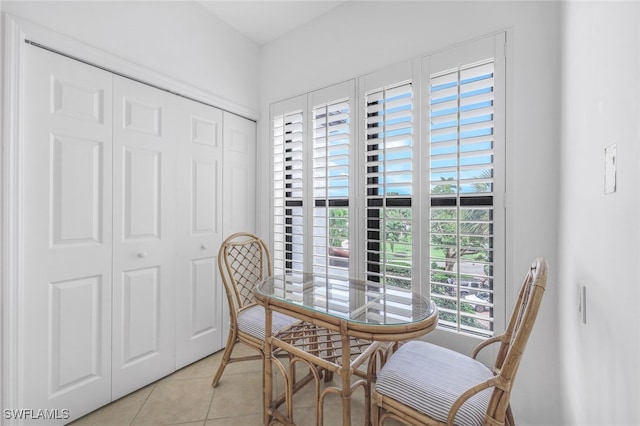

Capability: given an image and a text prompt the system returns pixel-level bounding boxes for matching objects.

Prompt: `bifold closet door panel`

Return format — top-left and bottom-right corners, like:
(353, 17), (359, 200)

(22, 45), (114, 421)
(175, 97), (224, 369)
(111, 75), (177, 399)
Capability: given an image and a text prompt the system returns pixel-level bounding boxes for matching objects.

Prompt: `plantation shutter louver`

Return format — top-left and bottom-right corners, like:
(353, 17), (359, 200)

(307, 82), (355, 318)
(364, 81), (414, 289)
(428, 56), (499, 337)
(312, 98), (351, 279)
(272, 99), (305, 275)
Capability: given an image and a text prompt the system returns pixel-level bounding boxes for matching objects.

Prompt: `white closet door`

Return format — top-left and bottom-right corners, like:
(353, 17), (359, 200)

(175, 97), (224, 368)
(111, 76), (177, 399)
(22, 45), (113, 422)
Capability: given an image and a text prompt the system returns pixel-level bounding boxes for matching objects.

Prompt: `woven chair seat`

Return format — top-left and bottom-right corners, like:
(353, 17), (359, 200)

(376, 340), (493, 426)
(237, 304), (300, 341)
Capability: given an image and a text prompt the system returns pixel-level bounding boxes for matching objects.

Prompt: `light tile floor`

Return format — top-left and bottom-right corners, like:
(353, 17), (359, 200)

(69, 343), (374, 426)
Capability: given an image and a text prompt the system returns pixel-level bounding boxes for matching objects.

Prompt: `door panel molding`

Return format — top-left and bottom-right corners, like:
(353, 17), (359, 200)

(49, 275), (104, 397)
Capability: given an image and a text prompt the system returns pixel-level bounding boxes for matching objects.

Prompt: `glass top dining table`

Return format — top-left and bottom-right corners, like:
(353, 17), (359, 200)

(255, 272), (438, 340)
(254, 272), (438, 426)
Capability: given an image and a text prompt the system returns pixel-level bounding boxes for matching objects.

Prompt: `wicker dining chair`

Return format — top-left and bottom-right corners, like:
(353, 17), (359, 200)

(373, 257), (548, 426)
(211, 232), (301, 387)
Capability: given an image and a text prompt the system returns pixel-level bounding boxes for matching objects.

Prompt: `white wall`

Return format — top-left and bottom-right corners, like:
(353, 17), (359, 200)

(258, 2), (563, 425)
(1, 1), (261, 115)
(559, 2), (640, 425)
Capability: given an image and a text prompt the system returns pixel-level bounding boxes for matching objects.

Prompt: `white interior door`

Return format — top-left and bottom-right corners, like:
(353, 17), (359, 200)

(111, 76), (177, 399)
(174, 97), (224, 369)
(22, 45), (114, 422)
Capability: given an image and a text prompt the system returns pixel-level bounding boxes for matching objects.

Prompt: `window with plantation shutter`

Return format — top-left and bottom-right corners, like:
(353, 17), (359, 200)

(426, 34), (505, 339)
(272, 97), (305, 275)
(271, 82), (354, 278)
(271, 33), (505, 342)
(364, 81), (414, 289)
(312, 97), (351, 279)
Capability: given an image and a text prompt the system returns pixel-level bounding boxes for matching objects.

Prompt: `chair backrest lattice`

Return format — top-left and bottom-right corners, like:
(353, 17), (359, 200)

(478, 257), (547, 425)
(219, 232), (273, 312)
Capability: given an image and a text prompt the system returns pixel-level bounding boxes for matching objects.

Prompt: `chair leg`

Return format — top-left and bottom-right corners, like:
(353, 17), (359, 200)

(211, 329), (238, 387)
(372, 394), (381, 426)
(363, 380), (372, 426)
(365, 350), (381, 426)
(506, 404), (515, 426)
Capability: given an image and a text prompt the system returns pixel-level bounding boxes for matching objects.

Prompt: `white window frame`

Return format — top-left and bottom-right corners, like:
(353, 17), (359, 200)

(356, 60), (420, 288)
(309, 81), (356, 279)
(270, 82), (356, 277)
(423, 33), (506, 355)
(270, 32), (507, 353)
(271, 94), (307, 275)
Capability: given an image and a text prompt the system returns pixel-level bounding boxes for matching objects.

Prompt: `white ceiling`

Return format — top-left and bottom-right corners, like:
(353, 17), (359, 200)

(197, 1), (347, 46)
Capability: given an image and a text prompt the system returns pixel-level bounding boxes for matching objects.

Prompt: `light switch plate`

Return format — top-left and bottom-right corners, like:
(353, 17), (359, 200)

(605, 144), (616, 194)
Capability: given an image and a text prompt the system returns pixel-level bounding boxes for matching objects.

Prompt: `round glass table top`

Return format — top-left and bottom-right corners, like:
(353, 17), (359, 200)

(255, 272), (436, 326)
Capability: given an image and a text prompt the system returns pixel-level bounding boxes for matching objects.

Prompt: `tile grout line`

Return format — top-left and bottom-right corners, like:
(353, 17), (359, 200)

(128, 381), (158, 426)
(204, 380), (218, 425)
